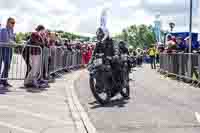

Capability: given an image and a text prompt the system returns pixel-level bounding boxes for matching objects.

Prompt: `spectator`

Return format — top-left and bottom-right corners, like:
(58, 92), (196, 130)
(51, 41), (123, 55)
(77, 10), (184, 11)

(136, 48), (143, 66)
(86, 45), (92, 64)
(184, 36), (199, 79)
(167, 35), (177, 53)
(148, 45), (156, 69)
(81, 45), (87, 65)
(48, 32), (57, 75)
(39, 30), (50, 82)
(165, 35), (173, 52)
(24, 25), (45, 88)
(155, 46), (160, 64)
(176, 37), (185, 52)
(184, 36), (198, 53)
(0, 17), (16, 88)
(22, 37), (32, 79)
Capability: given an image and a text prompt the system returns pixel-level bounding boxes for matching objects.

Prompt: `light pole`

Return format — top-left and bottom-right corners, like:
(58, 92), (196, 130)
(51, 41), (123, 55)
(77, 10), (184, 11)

(169, 22), (175, 32)
(188, 0), (193, 78)
(189, 0), (193, 53)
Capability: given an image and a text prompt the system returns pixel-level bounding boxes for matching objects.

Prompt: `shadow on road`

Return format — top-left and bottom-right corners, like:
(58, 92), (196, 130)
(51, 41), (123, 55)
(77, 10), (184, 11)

(19, 86), (47, 93)
(0, 88), (11, 94)
(26, 88), (47, 93)
(90, 98), (129, 109)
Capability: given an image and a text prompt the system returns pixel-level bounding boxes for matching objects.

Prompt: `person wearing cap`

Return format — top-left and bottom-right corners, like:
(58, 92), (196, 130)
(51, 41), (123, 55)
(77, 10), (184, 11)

(184, 36), (199, 79)
(0, 17), (16, 88)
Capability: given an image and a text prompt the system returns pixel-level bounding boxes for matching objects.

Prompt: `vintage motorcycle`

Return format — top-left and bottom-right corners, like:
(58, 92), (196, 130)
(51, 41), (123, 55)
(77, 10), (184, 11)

(88, 47), (130, 105)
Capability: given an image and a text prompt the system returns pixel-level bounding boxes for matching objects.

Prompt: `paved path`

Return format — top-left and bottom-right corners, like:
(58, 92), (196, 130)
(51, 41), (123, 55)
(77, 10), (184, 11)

(0, 71), (89, 133)
(74, 65), (200, 133)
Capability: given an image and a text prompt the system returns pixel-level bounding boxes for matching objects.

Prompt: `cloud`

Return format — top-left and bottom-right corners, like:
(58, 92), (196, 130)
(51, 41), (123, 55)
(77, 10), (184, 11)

(0, 0), (200, 36)
(120, 0), (141, 8)
(147, 0), (173, 5)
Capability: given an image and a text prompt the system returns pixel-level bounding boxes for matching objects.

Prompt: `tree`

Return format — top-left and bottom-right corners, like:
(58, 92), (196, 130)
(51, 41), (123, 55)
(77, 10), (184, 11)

(15, 33), (22, 44)
(15, 32), (30, 44)
(115, 24), (156, 49)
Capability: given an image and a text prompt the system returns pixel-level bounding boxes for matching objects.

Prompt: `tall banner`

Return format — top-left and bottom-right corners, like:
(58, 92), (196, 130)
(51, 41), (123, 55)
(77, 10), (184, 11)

(154, 14), (161, 43)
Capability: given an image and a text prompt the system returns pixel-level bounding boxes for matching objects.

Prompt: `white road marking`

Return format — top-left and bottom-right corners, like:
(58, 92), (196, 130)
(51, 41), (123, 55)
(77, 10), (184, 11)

(66, 72), (98, 133)
(0, 105), (72, 125)
(0, 121), (37, 133)
(195, 112), (200, 123)
(66, 79), (87, 133)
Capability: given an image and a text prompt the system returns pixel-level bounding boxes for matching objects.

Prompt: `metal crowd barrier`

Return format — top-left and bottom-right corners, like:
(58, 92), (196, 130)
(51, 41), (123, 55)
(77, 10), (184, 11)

(0, 43), (84, 81)
(0, 43), (43, 80)
(49, 47), (83, 75)
(159, 53), (200, 82)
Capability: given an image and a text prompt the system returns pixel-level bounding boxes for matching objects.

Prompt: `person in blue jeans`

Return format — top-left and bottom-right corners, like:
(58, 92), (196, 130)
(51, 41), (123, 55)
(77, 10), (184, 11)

(0, 17), (15, 88)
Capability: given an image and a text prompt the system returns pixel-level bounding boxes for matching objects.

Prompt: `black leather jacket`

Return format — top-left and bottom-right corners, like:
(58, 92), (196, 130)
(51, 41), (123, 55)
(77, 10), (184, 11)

(93, 38), (116, 58)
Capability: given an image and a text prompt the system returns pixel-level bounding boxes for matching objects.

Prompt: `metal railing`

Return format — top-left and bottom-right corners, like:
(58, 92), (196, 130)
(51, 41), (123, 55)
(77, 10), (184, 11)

(0, 43), (43, 80)
(159, 53), (200, 82)
(0, 43), (84, 81)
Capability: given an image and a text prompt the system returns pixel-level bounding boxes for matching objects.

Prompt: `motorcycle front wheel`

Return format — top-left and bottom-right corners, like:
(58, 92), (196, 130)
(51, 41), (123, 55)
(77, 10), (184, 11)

(89, 76), (111, 105)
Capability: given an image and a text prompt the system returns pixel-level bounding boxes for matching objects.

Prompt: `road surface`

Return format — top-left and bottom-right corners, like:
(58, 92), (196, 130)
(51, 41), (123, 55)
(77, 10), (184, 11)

(74, 65), (200, 133)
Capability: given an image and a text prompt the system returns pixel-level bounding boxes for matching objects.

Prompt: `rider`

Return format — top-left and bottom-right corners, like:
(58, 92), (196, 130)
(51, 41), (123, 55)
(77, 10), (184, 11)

(89, 8), (117, 68)
(118, 41), (132, 81)
(88, 8), (121, 90)
(118, 41), (131, 70)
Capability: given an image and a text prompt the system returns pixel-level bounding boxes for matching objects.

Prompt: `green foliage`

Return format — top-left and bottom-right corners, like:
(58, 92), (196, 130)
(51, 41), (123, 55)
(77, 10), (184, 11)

(60, 32), (90, 41)
(16, 31), (90, 44)
(114, 24), (157, 49)
(15, 33), (22, 44)
(15, 32), (31, 44)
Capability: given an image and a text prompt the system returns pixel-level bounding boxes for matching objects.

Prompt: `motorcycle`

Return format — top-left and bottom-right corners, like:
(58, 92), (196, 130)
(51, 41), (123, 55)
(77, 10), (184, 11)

(88, 52), (130, 105)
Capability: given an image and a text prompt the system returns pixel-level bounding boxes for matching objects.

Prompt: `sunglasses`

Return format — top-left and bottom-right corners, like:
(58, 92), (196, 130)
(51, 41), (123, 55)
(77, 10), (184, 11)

(10, 22), (15, 25)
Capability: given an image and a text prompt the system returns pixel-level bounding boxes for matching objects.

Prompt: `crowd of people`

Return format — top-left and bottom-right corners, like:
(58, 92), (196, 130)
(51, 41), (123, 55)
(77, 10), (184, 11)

(143, 33), (200, 70)
(164, 34), (199, 53)
(0, 17), (94, 90)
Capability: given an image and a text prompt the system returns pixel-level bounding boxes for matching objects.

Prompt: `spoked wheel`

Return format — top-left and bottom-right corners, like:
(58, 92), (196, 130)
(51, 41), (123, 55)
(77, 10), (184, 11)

(89, 76), (111, 105)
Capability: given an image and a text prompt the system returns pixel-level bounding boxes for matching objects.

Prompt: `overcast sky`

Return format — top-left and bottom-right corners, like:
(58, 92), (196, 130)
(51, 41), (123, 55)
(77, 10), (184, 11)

(0, 0), (199, 36)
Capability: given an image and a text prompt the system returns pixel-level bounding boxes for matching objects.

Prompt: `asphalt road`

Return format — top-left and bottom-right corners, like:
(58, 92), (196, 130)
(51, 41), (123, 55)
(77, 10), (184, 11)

(74, 65), (200, 133)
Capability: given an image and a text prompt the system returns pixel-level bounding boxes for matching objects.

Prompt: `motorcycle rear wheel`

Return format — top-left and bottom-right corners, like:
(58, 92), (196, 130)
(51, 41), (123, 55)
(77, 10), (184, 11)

(89, 76), (111, 105)
(120, 72), (130, 99)
(120, 84), (130, 99)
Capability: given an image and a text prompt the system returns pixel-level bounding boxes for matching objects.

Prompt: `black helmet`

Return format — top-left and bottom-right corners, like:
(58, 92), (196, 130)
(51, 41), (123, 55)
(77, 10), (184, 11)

(96, 27), (105, 41)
